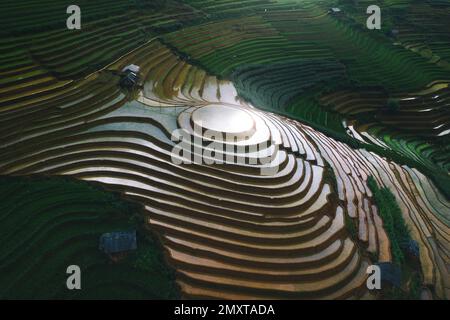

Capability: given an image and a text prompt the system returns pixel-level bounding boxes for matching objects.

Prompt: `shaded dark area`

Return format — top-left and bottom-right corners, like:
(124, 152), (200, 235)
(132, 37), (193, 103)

(0, 175), (179, 299)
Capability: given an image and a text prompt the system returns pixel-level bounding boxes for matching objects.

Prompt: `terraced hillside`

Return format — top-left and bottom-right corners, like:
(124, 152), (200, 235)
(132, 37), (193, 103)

(164, 0), (450, 194)
(0, 0), (449, 300)
(0, 176), (179, 299)
(320, 83), (450, 174)
(321, 0), (450, 181)
(1, 38), (449, 299)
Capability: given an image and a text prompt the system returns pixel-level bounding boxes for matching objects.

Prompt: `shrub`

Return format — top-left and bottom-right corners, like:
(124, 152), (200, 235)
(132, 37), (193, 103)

(367, 176), (411, 266)
(344, 214), (358, 240)
(134, 0), (167, 10)
(386, 98), (400, 113)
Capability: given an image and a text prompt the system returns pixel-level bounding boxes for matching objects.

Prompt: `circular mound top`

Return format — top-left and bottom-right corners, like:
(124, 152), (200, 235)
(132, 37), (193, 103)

(191, 104), (255, 139)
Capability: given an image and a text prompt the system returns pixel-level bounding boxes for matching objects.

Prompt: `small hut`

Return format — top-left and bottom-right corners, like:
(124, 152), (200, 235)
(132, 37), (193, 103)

(120, 72), (139, 88)
(99, 230), (137, 262)
(329, 7), (342, 15)
(122, 64), (140, 74)
(120, 64), (141, 89)
(376, 262), (402, 288)
(404, 239), (420, 260)
(390, 29), (400, 37)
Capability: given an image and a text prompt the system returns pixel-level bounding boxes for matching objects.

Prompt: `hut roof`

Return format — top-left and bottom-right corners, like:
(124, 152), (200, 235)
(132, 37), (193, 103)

(330, 7), (342, 13)
(99, 230), (137, 254)
(376, 262), (402, 288)
(122, 64), (140, 74)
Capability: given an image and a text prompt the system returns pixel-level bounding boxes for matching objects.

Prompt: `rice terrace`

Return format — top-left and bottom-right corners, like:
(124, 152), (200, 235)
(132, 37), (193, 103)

(0, 0), (449, 301)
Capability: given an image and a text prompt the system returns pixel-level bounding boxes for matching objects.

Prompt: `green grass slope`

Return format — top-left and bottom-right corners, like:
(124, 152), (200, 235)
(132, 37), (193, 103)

(0, 175), (179, 299)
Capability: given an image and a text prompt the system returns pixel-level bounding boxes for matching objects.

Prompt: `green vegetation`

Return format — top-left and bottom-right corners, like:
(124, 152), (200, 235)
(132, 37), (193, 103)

(0, 176), (179, 299)
(0, 0), (133, 35)
(337, 0), (450, 65)
(0, 1), (202, 79)
(367, 176), (424, 300)
(384, 271), (421, 300)
(161, 1), (450, 200)
(0, 0), (448, 300)
(367, 176), (411, 265)
(344, 214), (358, 241)
(231, 59), (346, 113)
(134, 0), (168, 10)
(1, 0), (447, 199)
(386, 98), (400, 113)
